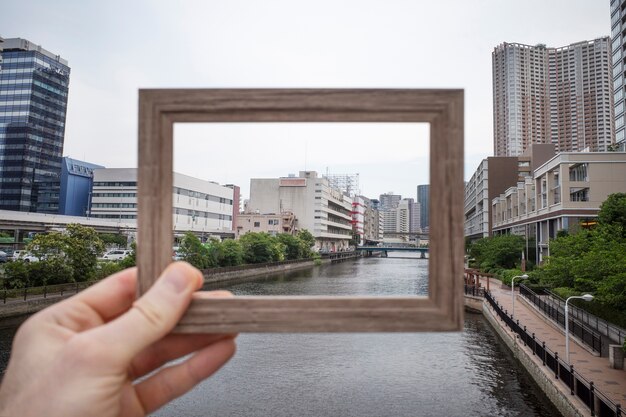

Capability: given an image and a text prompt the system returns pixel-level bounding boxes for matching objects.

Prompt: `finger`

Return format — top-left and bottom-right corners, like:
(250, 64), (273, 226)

(133, 338), (236, 414)
(87, 262), (203, 363)
(128, 290), (236, 379)
(128, 333), (236, 379)
(36, 268), (138, 332)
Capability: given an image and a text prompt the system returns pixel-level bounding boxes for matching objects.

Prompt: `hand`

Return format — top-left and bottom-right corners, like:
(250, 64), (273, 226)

(0, 262), (236, 417)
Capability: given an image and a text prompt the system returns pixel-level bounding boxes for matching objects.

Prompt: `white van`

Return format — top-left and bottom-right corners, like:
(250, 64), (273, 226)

(101, 250), (131, 261)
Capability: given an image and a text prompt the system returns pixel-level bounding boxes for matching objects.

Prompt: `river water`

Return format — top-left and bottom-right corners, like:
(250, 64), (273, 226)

(0, 256), (561, 416)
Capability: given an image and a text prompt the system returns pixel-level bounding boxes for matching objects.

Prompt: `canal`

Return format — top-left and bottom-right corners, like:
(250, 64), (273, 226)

(0, 256), (561, 416)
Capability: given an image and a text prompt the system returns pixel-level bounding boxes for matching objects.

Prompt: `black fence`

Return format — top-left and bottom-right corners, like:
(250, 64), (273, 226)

(544, 289), (626, 346)
(464, 284), (485, 298)
(519, 284), (602, 355)
(2, 281), (92, 304)
(485, 291), (622, 417)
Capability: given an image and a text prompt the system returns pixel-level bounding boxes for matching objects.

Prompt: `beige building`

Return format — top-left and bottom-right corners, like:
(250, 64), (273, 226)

(464, 144), (553, 241)
(247, 171), (353, 251)
(493, 39), (614, 156)
(362, 196), (383, 244)
(492, 152), (626, 263)
(236, 212), (296, 237)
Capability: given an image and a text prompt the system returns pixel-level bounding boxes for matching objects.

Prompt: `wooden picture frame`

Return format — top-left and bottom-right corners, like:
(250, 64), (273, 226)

(137, 89), (464, 333)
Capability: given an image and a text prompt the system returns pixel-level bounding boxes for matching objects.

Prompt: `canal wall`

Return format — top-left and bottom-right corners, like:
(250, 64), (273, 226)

(482, 302), (587, 417)
(463, 294), (483, 313)
(0, 297), (64, 328)
(203, 259), (319, 284)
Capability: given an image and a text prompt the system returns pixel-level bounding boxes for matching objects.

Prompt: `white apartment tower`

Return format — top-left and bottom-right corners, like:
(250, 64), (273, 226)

(493, 38), (614, 156)
(612, 0), (626, 151)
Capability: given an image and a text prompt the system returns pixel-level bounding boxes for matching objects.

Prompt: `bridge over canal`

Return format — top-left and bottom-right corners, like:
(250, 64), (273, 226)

(355, 246), (429, 258)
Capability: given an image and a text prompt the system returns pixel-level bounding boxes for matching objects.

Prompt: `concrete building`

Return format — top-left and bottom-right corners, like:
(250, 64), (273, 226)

(491, 152), (626, 263)
(417, 185), (429, 232)
(236, 211), (296, 237)
(90, 168), (236, 239)
(59, 157), (103, 217)
(362, 196), (382, 244)
(493, 39), (614, 156)
(379, 192), (401, 211)
(247, 171), (353, 251)
(464, 144), (555, 241)
(0, 38), (71, 213)
(351, 195), (366, 246)
(611, 0), (626, 151)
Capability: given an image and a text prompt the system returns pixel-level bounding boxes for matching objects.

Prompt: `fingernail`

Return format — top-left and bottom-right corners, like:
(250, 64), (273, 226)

(162, 265), (189, 293)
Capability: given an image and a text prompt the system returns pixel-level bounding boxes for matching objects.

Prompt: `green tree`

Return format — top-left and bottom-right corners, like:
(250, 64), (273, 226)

(179, 232), (210, 269)
(239, 232), (284, 264)
(26, 224), (104, 283)
(468, 234), (525, 271)
(297, 229), (315, 253)
(63, 224), (105, 282)
(597, 193), (626, 230)
(219, 239), (243, 266)
(98, 233), (128, 247)
(277, 233), (303, 260)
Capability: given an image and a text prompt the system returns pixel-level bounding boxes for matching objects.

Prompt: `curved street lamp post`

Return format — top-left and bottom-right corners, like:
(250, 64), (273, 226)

(565, 294), (594, 364)
(511, 274), (529, 317)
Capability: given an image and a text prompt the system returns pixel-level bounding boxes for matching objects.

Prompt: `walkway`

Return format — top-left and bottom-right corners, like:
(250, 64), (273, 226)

(488, 284), (626, 408)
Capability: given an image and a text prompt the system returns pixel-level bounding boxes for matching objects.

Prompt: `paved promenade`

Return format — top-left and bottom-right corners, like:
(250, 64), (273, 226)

(488, 284), (626, 408)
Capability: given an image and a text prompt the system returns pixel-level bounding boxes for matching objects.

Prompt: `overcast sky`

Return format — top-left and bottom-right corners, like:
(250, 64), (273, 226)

(0, 0), (610, 201)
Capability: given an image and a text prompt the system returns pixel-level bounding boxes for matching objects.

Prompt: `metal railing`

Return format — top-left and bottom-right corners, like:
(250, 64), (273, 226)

(519, 284), (603, 355)
(543, 289), (626, 346)
(485, 291), (622, 417)
(464, 284), (485, 298)
(2, 281), (92, 304)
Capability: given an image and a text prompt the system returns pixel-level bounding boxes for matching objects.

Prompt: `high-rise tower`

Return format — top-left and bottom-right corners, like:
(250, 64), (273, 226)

(493, 39), (613, 156)
(611, 0), (626, 151)
(0, 38), (70, 213)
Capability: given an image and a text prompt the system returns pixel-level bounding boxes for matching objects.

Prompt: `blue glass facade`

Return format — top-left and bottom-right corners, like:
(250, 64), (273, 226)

(59, 157), (104, 216)
(0, 38), (70, 213)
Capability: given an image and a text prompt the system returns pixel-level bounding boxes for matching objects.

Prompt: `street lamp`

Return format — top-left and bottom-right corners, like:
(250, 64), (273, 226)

(511, 274), (529, 317)
(565, 294), (594, 364)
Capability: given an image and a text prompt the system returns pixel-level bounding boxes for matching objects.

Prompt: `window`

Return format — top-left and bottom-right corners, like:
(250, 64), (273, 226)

(570, 187), (589, 202)
(569, 163), (588, 182)
(254, 222), (260, 228)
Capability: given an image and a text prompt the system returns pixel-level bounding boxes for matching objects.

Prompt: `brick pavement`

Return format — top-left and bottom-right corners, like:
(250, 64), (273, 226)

(489, 284), (626, 407)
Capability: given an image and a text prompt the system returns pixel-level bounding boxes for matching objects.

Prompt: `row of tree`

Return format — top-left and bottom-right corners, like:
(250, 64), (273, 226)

(467, 193), (626, 313)
(2, 224), (136, 289)
(178, 230), (317, 270)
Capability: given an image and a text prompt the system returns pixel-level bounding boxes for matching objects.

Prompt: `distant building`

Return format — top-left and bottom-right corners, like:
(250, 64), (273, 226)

(247, 171), (352, 251)
(90, 169), (236, 239)
(351, 195), (366, 245)
(379, 192), (401, 211)
(492, 151), (626, 263)
(362, 196), (382, 244)
(236, 211), (296, 237)
(611, 0), (626, 151)
(59, 157), (103, 216)
(0, 38), (71, 213)
(417, 185), (429, 232)
(493, 39), (614, 156)
(464, 144), (554, 241)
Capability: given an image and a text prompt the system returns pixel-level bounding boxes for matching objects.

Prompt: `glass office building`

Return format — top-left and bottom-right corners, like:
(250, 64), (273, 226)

(0, 38), (70, 213)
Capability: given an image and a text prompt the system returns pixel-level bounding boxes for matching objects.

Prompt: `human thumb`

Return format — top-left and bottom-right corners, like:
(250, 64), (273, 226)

(91, 262), (203, 363)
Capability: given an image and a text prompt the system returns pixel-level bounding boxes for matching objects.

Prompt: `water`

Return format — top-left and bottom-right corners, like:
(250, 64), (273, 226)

(0, 256), (561, 416)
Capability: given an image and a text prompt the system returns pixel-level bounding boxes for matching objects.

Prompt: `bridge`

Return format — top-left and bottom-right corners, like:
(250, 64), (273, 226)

(355, 246), (429, 258)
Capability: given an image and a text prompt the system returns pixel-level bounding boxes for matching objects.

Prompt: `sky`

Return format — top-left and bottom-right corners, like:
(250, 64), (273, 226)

(0, 0), (611, 201)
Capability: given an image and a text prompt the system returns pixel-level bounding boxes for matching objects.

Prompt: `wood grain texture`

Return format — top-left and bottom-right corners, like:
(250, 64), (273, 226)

(137, 89), (464, 332)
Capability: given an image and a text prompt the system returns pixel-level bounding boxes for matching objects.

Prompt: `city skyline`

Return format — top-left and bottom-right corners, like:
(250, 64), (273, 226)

(0, 1), (611, 201)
